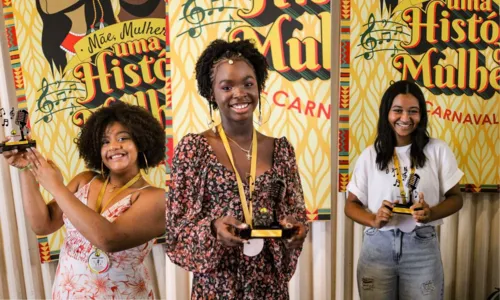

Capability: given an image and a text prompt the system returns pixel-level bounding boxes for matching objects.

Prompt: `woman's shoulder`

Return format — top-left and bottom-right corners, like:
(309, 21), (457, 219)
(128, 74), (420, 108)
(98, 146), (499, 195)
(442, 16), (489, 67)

(272, 135), (292, 149)
(424, 138), (457, 161)
(178, 132), (206, 145)
(257, 131), (277, 147)
(359, 144), (377, 159)
(424, 138), (453, 154)
(133, 184), (165, 201)
(426, 138), (448, 148)
(68, 171), (101, 193)
(175, 132), (210, 153)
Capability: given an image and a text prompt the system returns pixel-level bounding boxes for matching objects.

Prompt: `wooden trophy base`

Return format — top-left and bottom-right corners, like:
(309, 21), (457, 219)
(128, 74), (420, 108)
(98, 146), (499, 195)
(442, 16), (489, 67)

(0, 140), (37, 154)
(237, 224), (296, 239)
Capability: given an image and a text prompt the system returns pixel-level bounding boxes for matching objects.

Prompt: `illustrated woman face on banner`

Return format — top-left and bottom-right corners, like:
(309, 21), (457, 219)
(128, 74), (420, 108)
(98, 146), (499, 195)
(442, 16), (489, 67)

(35, 0), (116, 73)
(118, 0), (165, 21)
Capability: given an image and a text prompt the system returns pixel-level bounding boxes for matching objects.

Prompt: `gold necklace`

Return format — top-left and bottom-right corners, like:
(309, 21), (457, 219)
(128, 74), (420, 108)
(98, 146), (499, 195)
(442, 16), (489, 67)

(108, 182), (124, 193)
(226, 136), (253, 160)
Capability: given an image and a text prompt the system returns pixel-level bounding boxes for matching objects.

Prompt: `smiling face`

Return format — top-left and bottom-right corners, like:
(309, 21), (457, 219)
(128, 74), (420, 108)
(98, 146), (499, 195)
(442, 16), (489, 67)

(100, 122), (139, 175)
(388, 93), (421, 146)
(212, 60), (259, 124)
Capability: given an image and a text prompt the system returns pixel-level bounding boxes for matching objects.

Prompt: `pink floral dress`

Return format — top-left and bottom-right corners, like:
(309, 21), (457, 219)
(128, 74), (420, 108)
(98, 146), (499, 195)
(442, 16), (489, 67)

(52, 178), (154, 299)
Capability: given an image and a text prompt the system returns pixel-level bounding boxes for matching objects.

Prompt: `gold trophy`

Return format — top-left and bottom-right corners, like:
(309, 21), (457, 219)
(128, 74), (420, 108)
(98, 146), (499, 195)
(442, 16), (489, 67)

(392, 173), (422, 214)
(237, 178), (296, 239)
(0, 109), (36, 154)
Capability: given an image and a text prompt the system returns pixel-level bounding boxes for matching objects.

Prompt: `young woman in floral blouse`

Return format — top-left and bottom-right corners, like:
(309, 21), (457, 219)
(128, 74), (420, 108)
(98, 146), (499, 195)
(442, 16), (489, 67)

(165, 39), (308, 299)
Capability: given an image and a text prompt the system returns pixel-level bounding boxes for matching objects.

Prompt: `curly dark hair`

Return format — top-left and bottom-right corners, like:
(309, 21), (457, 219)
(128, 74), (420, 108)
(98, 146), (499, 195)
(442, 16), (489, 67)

(195, 39), (269, 109)
(374, 80), (430, 171)
(75, 101), (166, 174)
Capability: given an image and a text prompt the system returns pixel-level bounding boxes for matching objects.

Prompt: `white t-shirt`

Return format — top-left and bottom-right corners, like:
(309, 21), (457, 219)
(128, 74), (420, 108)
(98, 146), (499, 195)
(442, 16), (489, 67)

(347, 138), (464, 232)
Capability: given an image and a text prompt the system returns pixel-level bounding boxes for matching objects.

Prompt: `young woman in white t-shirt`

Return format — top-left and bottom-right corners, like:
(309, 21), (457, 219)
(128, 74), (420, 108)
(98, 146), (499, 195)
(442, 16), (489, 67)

(345, 80), (463, 300)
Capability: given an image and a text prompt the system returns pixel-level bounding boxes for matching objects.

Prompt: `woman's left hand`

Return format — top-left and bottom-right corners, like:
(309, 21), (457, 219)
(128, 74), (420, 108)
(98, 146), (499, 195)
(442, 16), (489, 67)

(280, 216), (307, 249)
(411, 192), (432, 223)
(25, 148), (64, 194)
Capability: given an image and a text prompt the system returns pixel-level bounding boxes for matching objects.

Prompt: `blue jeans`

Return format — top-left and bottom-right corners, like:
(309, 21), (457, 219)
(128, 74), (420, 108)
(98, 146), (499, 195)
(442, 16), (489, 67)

(357, 226), (444, 300)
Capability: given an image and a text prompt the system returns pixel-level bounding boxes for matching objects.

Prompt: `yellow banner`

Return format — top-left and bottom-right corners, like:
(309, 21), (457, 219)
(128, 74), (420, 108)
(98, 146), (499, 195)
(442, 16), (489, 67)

(170, 0), (332, 220)
(3, 0), (170, 262)
(340, 0), (499, 192)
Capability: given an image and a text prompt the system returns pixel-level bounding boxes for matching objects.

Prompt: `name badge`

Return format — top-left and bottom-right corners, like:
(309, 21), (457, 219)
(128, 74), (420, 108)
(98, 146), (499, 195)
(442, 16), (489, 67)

(243, 238), (264, 257)
(88, 249), (110, 274)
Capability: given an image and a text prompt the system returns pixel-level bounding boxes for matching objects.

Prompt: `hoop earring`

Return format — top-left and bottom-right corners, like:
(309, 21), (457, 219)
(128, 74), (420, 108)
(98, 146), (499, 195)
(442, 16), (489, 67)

(257, 96), (262, 126)
(142, 152), (149, 174)
(208, 101), (217, 134)
(101, 161), (106, 178)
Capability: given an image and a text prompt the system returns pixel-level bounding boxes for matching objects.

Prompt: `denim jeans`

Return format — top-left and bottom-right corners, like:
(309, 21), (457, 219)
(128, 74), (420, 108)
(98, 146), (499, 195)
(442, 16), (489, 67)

(357, 226), (444, 300)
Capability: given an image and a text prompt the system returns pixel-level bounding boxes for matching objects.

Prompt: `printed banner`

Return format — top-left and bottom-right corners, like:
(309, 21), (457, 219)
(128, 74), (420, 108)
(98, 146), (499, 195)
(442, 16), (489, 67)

(170, 0), (332, 220)
(2, 0), (172, 262)
(339, 0), (499, 192)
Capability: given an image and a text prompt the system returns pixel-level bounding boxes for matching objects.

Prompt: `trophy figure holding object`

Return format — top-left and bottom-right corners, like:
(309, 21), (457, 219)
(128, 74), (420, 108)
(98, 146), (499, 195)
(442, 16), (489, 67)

(392, 173), (422, 215)
(236, 178), (296, 239)
(0, 109), (37, 154)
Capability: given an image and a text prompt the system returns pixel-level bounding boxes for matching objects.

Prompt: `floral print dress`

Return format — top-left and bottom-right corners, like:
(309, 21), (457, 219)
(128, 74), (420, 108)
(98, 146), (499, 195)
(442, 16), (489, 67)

(52, 178), (154, 299)
(165, 134), (308, 299)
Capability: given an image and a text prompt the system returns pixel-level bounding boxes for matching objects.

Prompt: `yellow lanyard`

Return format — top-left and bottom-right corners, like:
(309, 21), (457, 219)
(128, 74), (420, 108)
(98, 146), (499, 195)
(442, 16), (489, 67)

(217, 124), (257, 227)
(95, 173), (142, 213)
(393, 150), (415, 204)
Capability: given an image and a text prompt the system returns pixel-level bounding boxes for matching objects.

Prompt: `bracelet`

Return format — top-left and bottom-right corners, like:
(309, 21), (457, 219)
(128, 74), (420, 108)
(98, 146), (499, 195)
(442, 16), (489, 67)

(18, 164), (32, 172)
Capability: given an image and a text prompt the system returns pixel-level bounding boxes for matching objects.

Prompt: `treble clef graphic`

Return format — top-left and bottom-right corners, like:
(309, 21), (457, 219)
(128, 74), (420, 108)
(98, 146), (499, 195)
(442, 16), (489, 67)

(183, 0), (206, 38)
(36, 78), (55, 123)
(360, 14), (377, 60)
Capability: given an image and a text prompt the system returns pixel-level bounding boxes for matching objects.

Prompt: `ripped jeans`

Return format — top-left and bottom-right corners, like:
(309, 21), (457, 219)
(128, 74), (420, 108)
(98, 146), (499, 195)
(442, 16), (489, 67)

(357, 226), (444, 300)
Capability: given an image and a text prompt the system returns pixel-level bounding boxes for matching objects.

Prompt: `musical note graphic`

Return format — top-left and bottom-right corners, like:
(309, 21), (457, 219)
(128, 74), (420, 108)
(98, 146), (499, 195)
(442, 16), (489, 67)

(225, 15), (236, 32)
(0, 108), (5, 116)
(356, 14), (410, 60)
(360, 14), (377, 59)
(2, 119), (8, 127)
(10, 108), (14, 119)
(68, 83), (77, 94)
(183, 0), (206, 38)
(178, 0), (240, 38)
(55, 91), (66, 105)
(35, 78), (86, 124)
(390, 45), (399, 57)
(395, 25), (403, 35)
(380, 31), (391, 44)
(208, 0), (225, 16)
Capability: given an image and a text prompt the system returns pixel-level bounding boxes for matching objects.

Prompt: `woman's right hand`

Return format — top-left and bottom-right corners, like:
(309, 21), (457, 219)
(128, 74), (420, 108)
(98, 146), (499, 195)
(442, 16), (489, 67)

(2, 137), (30, 169)
(211, 216), (249, 247)
(372, 200), (396, 229)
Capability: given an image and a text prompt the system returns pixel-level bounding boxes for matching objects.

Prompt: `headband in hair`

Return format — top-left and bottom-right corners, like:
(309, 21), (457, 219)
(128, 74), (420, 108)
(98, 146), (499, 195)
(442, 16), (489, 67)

(210, 51), (255, 87)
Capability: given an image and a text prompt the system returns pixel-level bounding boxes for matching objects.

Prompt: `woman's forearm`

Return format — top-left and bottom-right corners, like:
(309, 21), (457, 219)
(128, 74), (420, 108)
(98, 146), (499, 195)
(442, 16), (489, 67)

(429, 194), (463, 222)
(19, 170), (60, 234)
(345, 199), (376, 227)
(49, 183), (118, 251)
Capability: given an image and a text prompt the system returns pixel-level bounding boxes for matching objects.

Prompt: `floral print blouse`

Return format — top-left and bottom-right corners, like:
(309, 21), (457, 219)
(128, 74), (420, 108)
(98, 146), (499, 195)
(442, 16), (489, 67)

(165, 133), (308, 299)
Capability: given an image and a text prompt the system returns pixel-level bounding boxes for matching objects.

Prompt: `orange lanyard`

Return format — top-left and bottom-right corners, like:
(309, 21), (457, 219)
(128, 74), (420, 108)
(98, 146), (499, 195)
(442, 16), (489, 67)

(393, 150), (415, 204)
(217, 124), (257, 227)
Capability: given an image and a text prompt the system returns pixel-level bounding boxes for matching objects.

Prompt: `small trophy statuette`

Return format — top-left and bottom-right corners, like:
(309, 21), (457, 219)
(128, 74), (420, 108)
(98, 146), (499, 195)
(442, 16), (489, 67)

(0, 109), (36, 154)
(253, 207), (272, 227)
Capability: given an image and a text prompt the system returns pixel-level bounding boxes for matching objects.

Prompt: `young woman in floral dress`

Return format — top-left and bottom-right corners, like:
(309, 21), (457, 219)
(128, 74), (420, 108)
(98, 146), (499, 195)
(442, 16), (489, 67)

(3, 102), (166, 299)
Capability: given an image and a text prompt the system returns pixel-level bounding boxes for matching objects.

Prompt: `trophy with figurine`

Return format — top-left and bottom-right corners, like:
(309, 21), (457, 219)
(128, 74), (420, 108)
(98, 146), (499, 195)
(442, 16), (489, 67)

(0, 109), (37, 154)
(391, 173), (422, 214)
(236, 178), (296, 239)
